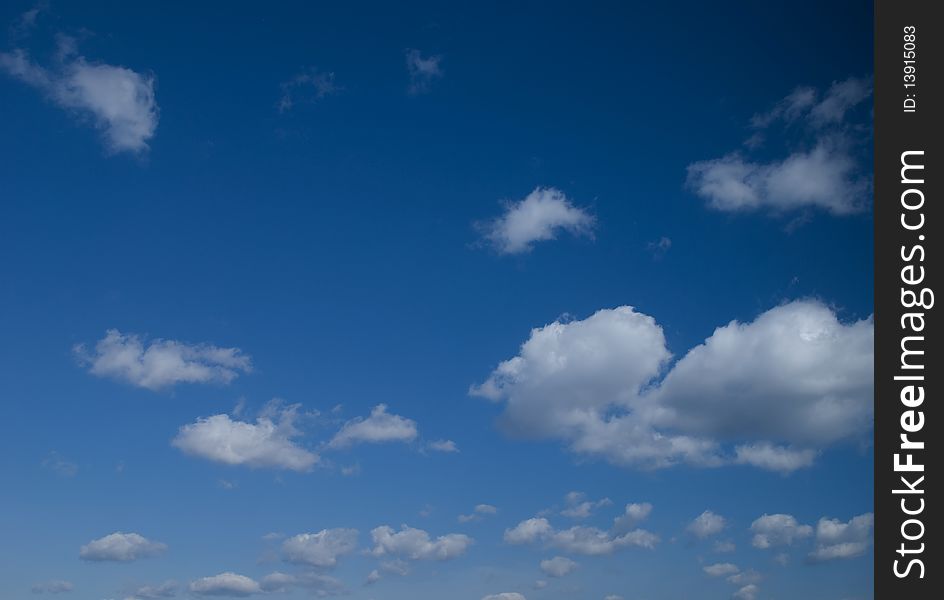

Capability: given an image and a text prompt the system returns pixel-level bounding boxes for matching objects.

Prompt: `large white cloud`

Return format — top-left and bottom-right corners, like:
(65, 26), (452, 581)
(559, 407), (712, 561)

(75, 330), (251, 390)
(687, 77), (871, 216)
(750, 514), (813, 549)
(369, 525), (472, 561)
(472, 300), (872, 471)
(327, 404), (417, 449)
(189, 573), (260, 597)
(172, 404), (318, 471)
(479, 187), (595, 254)
(79, 532), (166, 562)
(504, 517), (658, 555)
(809, 513), (873, 561)
(0, 37), (158, 153)
(281, 529), (358, 568)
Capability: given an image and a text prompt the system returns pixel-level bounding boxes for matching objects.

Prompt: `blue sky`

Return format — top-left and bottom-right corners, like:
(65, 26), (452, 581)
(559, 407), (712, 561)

(0, 2), (874, 599)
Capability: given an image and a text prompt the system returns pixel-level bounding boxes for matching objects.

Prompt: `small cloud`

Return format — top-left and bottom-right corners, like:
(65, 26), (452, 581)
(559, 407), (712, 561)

(560, 491), (612, 519)
(478, 187), (595, 255)
(123, 581), (177, 599)
(733, 584), (760, 600)
(41, 451), (77, 477)
(405, 49), (443, 95)
(74, 330), (251, 390)
(647, 236), (672, 259)
(809, 513), (873, 561)
(687, 510), (726, 539)
(369, 524), (473, 561)
(327, 404), (418, 449)
(750, 514), (813, 549)
(713, 540), (736, 553)
(278, 67), (341, 112)
(31, 580), (73, 594)
(79, 532), (166, 562)
(281, 529), (359, 568)
(734, 443), (816, 474)
(172, 403), (318, 472)
(539, 556), (577, 578)
(189, 573), (260, 597)
(427, 439), (459, 453)
(703, 563), (739, 577)
(458, 503), (498, 523)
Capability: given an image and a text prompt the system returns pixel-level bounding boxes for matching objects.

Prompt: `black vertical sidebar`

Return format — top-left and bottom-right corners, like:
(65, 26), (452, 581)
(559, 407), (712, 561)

(875, 0), (940, 597)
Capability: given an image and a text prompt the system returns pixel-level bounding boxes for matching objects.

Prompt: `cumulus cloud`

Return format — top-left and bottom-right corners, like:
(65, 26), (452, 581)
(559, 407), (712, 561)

(123, 581), (177, 599)
(278, 67), (340, 112)
(479, 187), (595, 254)
(281, 529), (358, 568)
(458, 503), (498, 523)
(369, 525), (473, 561)
(405, 49), (443, 94)
(612, 503), (652, 532)
(504, 517), (658, 555)
(750, 514), (813, 549)
(79, 532), (166, 562)
(540, 556), (578, 577)
(0, 37), (158, 153)
(473, 300), (872, 471)
(561, 492), (612, 519)
(172, 403), (318, 471)
(327, 404), (418, 449)
(189, 573), (260, 597)
(427, 439), (459, 453)
(75, 330), (251, 390)
(482, 594), (526, 600)
(809, 513), (873, 561)
(732, 584), (759, 600)
(31, 580), (73, 594)
(687, 77), (871, 216)
(687, 511), (726, 539)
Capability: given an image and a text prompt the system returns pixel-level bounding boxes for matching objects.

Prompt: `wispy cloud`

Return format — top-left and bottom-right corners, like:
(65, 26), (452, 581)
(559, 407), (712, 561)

(278, 67), (341, 112)
(405, 49), (443, 95)
(75, 330), (251, 390)
(0, 36), (158, 153)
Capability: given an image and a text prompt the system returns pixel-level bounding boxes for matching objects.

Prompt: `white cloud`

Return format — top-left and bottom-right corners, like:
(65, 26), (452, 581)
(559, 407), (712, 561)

(366, 570), (381, 585)
(687, 77), (871, 216)
(479, 187), (595, 254)
(727, 570), (762, 586)
(124, 581), (177, 599)
(732, 584), (759, 600)
(686, 138), (868, 215)
(172, 403), (318, 472)
(41, 451), (78, 477)
(473, 300), (872, 472)
(427, 439), (459, 453)
(189, 573), (260, 597)
(613, 503), (652, 532)
(809, 513), (873, 561)
(653, 301), (873, 447)
(703, 563), (739, 577)
(504, 517), (658, 555)
(561, 492), (612, 519)
(482, 594), (526, 600)
(75, 330), (251, 390)
(687, 510), (726, 539)
(369, 525), (473, 561)
(327, 404), (417, 449)
(278, 68), (340, 112)
(750, 514), (813, 549)
(540, 556), (577, 577)
(458, 503), (498, 523)
(714, 540), (736, 553)
(734, 443), (816, 474)
(0, 38), (158, 153)
(79, 532), (166, 562)
(604, 596), (624, 600)
(281, 529), (358, 568)
(259, 571), (343, 595)
(405, 49), (443, 95)
(31, 580), (74, 594)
